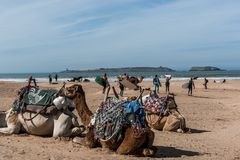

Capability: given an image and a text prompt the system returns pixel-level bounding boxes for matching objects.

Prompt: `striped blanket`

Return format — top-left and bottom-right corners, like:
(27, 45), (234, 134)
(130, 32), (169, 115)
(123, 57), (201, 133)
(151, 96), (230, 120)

(93, 98), (145, 141)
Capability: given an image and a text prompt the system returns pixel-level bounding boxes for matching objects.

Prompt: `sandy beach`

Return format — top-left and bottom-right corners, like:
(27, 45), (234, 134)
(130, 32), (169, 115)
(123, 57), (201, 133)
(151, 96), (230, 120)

(0, 79), (240, 160)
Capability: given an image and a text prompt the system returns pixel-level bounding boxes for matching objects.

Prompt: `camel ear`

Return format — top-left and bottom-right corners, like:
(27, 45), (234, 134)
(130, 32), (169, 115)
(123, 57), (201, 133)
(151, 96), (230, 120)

(75, 86), (79, 92)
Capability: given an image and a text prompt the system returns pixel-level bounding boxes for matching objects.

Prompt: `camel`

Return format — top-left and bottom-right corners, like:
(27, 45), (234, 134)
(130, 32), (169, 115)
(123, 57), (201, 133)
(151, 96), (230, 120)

(0, 87), (85, 137)
(142, 94), (187, 133)
(128, 76), (144, 85)
(0, 108), (85, 137)
(118, 75), (144, 85)
(68, 76), (83, 82)
(64, 84), (157, 156)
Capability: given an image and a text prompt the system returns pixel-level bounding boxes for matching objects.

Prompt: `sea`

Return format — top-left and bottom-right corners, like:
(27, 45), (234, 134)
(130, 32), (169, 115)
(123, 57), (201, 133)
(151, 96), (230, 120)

(0, 70), (240, 83)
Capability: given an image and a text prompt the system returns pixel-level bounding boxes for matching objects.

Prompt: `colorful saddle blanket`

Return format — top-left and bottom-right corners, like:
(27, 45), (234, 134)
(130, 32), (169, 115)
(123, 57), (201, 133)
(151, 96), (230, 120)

(93, 98), (145, 141)
(94, 98), (126, 140)
(144, 96), (168, 114)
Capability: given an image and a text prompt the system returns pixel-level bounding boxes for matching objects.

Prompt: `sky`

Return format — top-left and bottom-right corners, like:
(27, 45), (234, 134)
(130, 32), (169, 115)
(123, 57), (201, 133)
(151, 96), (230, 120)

(0, 0), (240, 73)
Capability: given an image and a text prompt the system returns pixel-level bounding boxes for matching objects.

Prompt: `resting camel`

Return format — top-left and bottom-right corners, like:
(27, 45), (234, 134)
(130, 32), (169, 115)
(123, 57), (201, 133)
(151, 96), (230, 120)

(142, 94), (187, 133)
(68, 76), (83, 82)
(65, 84), (157, 156)
(128, 76), (144, 85)
(0, 88), (85, 137)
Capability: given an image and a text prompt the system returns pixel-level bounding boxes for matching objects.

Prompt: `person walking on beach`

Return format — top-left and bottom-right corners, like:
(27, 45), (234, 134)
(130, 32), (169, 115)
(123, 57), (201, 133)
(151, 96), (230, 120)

(55, 74), (58, 82)
(188, 78), (195, 96)
(165, 76), (171, 93)
(153, 75), (161, 94)
(118, 80), (124, 97)
(102, 73), (109, 94)
(27, 76), (37, 88)
(48, 74), (52, 84)
(204, 77), (208, 89)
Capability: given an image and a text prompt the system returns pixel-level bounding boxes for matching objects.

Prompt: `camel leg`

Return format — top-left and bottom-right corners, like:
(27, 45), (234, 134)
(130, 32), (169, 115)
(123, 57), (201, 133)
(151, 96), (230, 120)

(53, 113), (83, 137)
(175, 112), (187, 132)
(134, 129), (157, 157)
(73, 126), (100, 148)
(69, 127), (84, 136)
(0, 109), (21, 135)
(163, 114), (181, 132)
(111, 86), (119, 99)
(103, 86), (110, 102)
(116, 128), (146, 155)
(145, 129), (155, 147)
(0, 126), (20, 135)
(116, 128), (156, 156)
(63, 109), (82, 128)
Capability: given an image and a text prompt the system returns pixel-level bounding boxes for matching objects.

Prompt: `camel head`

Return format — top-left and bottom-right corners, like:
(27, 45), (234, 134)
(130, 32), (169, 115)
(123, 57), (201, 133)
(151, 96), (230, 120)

(65, 84), (85, 99)
(65, 84), (93, 126)
(166, 94), (178, 110)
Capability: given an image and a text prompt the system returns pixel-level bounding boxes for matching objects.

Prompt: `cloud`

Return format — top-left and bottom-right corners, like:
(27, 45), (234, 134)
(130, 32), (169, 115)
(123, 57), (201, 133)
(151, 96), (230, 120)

(0, 0), (240, 72)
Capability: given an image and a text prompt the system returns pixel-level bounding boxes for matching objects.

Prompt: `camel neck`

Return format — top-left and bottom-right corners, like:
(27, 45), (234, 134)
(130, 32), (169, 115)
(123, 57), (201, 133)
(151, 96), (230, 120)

(74, 94), (93, 126)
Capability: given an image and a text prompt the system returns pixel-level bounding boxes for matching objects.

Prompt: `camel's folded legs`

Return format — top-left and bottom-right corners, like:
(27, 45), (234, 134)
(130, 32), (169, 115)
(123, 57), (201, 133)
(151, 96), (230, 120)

(62, 109), (80, 127)
(0, 125), (20, 134)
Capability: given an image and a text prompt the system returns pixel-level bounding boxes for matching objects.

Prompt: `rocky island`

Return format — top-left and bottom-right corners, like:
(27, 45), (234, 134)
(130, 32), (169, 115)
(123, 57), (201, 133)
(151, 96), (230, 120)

(189, 66), (223, 71)
(61, 66), (175, 73)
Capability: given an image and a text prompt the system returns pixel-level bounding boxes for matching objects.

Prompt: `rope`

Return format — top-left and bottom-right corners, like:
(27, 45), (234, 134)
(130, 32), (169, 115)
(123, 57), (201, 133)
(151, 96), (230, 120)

(21, 106), (47, 121)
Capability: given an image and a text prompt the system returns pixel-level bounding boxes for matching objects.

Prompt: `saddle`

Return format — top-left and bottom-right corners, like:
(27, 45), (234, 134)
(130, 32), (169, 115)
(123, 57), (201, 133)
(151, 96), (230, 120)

(13, 86), (68, 116)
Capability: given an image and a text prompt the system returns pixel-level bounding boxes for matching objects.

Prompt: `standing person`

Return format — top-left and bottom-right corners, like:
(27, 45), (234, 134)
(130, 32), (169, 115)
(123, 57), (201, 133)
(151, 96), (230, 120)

(153, 75), (161, 94)
(204, 77), (208, 89)
(27, 76), (37, 88)
(118, 80), (124, 97)
(55, 74), (58, 82)
(48, 74), (52, 84)
(102, 73), (109, 94)
(188, 78), (195, 96)
(165, 76), (171, 93)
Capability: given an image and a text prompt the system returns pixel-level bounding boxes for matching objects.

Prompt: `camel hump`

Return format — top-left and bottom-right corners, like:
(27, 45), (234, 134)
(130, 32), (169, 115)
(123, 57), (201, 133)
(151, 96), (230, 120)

(121, 79), (138, 90)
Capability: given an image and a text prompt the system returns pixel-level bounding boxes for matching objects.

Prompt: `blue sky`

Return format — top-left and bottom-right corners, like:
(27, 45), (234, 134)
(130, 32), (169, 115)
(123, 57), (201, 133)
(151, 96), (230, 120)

(0, 0), (240, 73)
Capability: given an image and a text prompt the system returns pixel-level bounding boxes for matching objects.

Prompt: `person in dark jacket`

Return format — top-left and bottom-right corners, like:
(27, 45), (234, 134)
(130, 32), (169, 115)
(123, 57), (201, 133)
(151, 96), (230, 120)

(188, 78), (195, 96)
(165, 76), (171, 93)
(203, 77), (208, 89)
(153, 75), (161, 94)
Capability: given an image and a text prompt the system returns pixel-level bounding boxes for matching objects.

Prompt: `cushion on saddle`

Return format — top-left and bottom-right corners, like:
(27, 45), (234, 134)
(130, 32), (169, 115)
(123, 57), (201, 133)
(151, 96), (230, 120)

(22, 87), (58, 106)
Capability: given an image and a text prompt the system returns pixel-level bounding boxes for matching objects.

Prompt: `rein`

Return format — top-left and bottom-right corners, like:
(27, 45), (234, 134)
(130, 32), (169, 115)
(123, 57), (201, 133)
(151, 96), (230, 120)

(21, 106), (47, 121)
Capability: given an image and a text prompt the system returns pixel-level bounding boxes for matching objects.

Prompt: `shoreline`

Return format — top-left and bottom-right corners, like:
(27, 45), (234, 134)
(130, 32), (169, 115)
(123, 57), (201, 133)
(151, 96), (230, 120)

(0, 76), (240, 83)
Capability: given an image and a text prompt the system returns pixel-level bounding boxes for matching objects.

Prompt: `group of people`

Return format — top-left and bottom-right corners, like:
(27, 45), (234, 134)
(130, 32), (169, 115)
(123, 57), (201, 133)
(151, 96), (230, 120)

(48, 74), (58, 84)
(99, 73), (130, 97)
(153, 75), (171, 94)
(100, 73), (211, 97)
(188, 77), (210, 96)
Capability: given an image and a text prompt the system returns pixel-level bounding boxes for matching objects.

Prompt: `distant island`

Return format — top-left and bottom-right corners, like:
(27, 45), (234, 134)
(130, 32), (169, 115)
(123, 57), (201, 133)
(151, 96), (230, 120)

(189, 66), (223, 71)
(61, 66), (175, 73)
